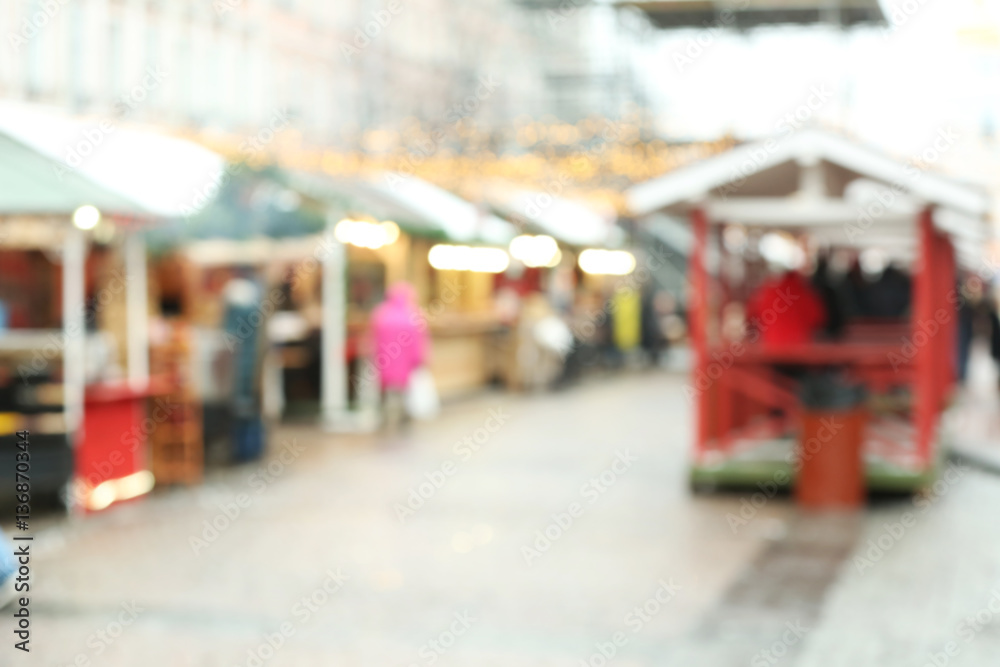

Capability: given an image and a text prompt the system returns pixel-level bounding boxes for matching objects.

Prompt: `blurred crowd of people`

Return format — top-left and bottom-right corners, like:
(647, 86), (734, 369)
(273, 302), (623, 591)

(738, 249), (1000, 388)
(370, 278), (684, 427)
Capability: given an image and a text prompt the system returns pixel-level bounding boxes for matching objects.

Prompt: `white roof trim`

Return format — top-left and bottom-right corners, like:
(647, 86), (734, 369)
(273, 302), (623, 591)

(506, 190), (614, 246)
(626, 129), (990, 219)
(704, 197), (915, 227)
(0, 101), (225, 218)
(183, 235), (327, 265)
(372, 174), (515, 244)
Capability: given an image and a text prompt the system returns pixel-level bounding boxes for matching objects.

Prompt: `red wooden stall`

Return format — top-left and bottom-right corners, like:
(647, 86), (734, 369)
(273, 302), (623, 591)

(627, 130), (992, 493)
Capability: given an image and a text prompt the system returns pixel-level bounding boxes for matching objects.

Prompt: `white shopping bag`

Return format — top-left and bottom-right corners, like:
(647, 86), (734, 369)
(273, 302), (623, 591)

(405, 367), (440, 420)
(534, 315), (574, 357)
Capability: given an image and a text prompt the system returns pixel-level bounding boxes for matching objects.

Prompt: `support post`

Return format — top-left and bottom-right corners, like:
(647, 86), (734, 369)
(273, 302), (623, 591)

(690, 207), (710, 456)
(63, 227), (86, 442)
(321, 215), (348, 431)
(914, 207), (936, 461)
(941, 234), (957, 389)
(125, 230), (149, 391)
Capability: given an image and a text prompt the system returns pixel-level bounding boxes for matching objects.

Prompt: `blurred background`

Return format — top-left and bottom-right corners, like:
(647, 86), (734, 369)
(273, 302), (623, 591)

(2, 0), (1000, 665)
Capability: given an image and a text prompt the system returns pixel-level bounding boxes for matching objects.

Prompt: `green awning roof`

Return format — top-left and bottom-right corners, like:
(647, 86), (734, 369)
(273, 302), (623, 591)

(281, 170), (449, 240)
(178, 164), (327, 239)
(0, 132), (148, 217)
(284, 171), (519, 245)
(153, 166), (516, 249)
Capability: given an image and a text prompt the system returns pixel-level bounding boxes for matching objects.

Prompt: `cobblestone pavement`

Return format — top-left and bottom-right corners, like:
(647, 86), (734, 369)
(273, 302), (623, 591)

(9, 370), (1000, 666)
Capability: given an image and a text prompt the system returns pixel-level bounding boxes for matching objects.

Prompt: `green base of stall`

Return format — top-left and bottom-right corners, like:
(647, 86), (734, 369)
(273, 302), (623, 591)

(689, 439), (937, 494)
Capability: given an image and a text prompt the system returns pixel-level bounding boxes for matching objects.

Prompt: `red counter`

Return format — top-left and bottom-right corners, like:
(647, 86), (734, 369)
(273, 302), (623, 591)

(75, 377), (171, 512)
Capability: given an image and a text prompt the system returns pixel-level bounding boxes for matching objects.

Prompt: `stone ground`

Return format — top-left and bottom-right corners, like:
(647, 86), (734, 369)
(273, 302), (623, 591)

(7, 368), (1000, 666)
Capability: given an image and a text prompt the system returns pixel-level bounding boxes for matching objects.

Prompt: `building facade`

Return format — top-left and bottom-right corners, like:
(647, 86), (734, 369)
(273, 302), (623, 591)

(0, 0), (654, 149)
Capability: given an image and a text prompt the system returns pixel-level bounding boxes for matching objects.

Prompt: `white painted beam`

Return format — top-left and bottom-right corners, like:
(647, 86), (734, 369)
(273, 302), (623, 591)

(125, 231), (149, 391)
(63, 227), (86, 441)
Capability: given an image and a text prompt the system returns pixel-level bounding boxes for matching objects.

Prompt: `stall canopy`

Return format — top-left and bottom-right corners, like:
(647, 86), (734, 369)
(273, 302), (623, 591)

(174, 164), (327, 242)
(0, 124), (162, 463)
(0, 101), (223, 219)
(284, 171), (519, 245)
(0, 102), (518, 247)
(484, 183), (618, 247)
(369, 174), (518, 245)
(0, 131), (147, 217)
(618, 0), (885, 29)
(282, 171), (445, 239)
(626, 129), (993, 268)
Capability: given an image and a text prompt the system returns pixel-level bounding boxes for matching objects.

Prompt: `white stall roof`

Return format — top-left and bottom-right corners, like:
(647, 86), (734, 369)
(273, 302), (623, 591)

(370, 173), (516, 245)
(511, 192), (615, 246)
(627, 129), (990, 219)
(0, 102), (226, 219)
(0, 131), (148, 218)
(483, 183), (617, 247)
(626, 129), (993, 268)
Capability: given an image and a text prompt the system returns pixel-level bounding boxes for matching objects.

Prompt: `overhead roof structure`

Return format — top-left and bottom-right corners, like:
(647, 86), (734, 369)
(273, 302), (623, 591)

(174, 165), (327, 241)
(0, 131), (147, 217)
(287, 171), (519, 245)
(285, 171), (438, 236)
(0, 101), (225, 219)
(483, 183), (619, 247)
(619, 0), (885, 29)
(368, 174), (518, 245)
(625, 129), (993, 268)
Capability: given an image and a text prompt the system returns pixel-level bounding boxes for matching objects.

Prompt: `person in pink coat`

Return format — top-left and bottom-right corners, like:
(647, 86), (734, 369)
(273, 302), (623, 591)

(370, 283), (428, 427)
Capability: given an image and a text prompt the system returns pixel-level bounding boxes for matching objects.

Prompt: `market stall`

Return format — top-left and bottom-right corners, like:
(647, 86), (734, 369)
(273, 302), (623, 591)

(483, 184), (649, 381)
(289, 171), (519, 427)
(0, 105), (236, 493)
(626, 128), (992, 495)
(368, 175), (518, 398)
(146, 164), (329, 461)
(0, 130), (158, 511)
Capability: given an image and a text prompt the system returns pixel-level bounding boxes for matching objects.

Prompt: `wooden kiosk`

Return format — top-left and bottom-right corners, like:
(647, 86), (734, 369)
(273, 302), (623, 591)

(627, 130), (992, 492)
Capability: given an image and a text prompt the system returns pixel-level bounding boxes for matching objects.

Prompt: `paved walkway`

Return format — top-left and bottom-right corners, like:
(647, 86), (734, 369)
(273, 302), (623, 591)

(9, 370), (1000, 666)
(945, 343), (1000, 471)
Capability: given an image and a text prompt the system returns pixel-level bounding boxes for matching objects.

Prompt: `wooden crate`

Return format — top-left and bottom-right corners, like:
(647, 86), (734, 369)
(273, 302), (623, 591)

(149, 323), (203, 485)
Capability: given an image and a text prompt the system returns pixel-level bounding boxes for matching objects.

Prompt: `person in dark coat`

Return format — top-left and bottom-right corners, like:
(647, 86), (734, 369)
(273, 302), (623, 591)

(639, 288), (667, 366)
(811, 254), (847, 338)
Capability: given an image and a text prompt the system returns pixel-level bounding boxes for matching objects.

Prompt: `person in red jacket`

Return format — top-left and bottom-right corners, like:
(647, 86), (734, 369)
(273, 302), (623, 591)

(746, 270), (827, 346)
